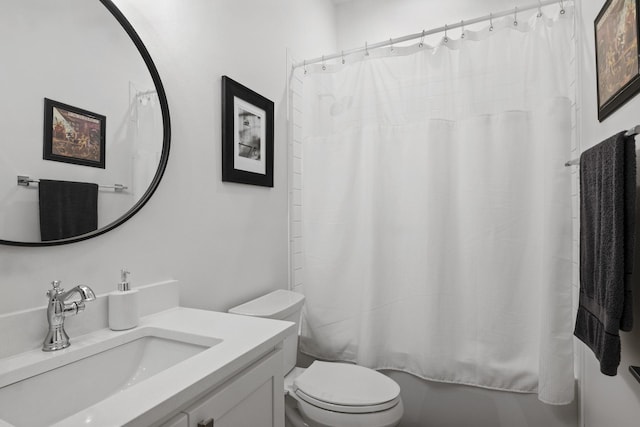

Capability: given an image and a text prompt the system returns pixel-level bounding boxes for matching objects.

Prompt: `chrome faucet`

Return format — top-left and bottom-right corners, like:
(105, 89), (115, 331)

(42, 280), (96, 352)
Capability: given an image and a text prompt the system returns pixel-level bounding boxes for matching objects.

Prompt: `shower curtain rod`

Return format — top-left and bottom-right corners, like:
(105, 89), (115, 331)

(294, 0), (569, 69)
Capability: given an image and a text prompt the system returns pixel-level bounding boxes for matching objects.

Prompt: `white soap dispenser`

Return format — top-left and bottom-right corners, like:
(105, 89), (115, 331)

(108, 269), (139, 331)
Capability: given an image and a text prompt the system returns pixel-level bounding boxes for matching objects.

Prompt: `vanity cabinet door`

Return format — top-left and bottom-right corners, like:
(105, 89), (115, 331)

(184, 349), (284, 427)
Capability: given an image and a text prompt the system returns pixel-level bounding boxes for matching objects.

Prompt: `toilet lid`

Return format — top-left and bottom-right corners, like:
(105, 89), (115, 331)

(293, 361), (400, 413)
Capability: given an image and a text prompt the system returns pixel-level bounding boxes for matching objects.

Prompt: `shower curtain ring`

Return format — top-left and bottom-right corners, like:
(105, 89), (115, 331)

(489, 13), (494, 31)
(419, 30), (425, 48)
(321, 55), (326, 71)
(513, 6), (518, 26)
(341, 50), (345, 64)
(365, 41), (370, 56)
(537, 0), (543, 17)
(303, 60), (307, 75)
(560, 0), (566, 14)
(444, 24), (449, 43)
(389, 38), (395, 53)
(461, 20), (465, 39)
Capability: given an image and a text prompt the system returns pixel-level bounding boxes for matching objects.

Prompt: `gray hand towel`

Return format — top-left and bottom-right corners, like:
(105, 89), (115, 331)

(574, 131), (636, 376)
(39, 179), (99, 241)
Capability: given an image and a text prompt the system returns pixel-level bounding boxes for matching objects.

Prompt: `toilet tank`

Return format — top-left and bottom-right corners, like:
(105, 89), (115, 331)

(228, 289), (305, 375)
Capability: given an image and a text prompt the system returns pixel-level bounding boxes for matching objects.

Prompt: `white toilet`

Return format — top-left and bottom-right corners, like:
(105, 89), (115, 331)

(229, 290), (404, 427)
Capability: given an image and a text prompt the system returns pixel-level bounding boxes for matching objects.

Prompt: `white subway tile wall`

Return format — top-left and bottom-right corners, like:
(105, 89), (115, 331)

(289, 66), (305, 295)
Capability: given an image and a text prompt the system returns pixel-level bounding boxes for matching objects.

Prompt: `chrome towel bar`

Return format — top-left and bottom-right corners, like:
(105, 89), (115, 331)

(17, 175), (127, 192)
(564, 125), (640, 167)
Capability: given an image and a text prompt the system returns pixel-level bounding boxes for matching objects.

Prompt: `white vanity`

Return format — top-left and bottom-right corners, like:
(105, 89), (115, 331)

(0, 281), (295, 427)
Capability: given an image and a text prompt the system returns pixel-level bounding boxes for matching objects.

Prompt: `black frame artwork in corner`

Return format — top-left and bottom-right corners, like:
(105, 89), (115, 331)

(595, 0), (640, 121)
(221, 76), (274, 187)
(43, 98), (106, 168)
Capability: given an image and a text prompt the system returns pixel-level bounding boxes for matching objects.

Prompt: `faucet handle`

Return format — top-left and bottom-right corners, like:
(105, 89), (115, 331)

(51, 280), (63, 293)
(46, 280), (63, 298)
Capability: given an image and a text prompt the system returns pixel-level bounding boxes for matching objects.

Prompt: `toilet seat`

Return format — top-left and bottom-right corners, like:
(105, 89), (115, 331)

(295, 389), (400, 414)
(292, 361), (401, 414)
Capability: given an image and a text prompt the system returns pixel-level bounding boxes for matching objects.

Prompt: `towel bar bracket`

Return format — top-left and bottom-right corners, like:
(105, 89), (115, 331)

(17, 175), (31, 187)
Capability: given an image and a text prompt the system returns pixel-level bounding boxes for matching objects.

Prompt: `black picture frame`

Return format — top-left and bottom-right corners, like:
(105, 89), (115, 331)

(595, 0), (640, 121)
(221, 76), (274, 187)
(43, 98), (106, 168)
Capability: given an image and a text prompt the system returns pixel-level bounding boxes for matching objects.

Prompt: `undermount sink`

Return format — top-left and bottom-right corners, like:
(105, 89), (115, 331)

(0, 328), (221, 427)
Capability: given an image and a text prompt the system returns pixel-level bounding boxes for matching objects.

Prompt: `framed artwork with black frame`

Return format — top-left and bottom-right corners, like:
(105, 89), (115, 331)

(595, 0), (640, 121)
(43, 98), (106, 168)
(221, 76), (274, 187)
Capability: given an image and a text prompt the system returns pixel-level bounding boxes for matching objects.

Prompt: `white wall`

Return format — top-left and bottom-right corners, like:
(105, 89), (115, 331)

(0, 0), (336, 316)
(576, 1), (640, 426)
(335, 0), (525, 50)
(328, 1), (579, 426)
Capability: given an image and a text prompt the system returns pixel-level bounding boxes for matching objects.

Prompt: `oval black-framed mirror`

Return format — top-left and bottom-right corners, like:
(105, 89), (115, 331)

(0, 0), (170, 246)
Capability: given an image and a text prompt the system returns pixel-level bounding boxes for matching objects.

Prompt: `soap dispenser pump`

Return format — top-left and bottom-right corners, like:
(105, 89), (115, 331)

(108, 269), (139, 330)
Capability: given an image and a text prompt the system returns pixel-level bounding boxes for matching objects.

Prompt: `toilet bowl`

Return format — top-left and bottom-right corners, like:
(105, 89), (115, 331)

(284, 362), (403, 427)
(228, 290), (403, 427)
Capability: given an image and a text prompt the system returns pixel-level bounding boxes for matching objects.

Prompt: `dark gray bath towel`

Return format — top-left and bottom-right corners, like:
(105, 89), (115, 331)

(574, 131), (636, 376)
(39, 179), (99, 241)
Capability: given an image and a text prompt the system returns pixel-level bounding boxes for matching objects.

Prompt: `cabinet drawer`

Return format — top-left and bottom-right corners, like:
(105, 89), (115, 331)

(160, 413), (188, 427)
(184, 349), (284, 427)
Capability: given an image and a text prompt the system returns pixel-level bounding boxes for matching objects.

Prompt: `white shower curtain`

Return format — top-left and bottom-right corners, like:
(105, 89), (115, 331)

(297, 6), (575, 404)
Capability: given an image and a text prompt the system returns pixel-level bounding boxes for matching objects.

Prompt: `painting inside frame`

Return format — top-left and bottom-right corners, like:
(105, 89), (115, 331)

(595, 0), (640, 121)
(234, 97), (267, 175)
(43, 98), (106, 168)
(221, 76), (274, 187)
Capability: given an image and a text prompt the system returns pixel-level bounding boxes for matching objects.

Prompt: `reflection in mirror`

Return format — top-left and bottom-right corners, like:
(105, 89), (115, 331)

(0, 0), (170, 245)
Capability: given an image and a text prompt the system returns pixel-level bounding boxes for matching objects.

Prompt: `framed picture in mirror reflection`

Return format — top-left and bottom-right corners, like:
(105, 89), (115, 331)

(221, 76), (274, 187)
(43, 98), (106, 168)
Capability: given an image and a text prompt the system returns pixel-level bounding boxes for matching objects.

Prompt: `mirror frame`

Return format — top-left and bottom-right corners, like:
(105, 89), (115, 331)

(1, 0), (171, 247)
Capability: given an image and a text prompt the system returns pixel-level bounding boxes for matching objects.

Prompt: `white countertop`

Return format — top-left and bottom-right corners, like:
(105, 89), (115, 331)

(0, 307), (295, 427)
